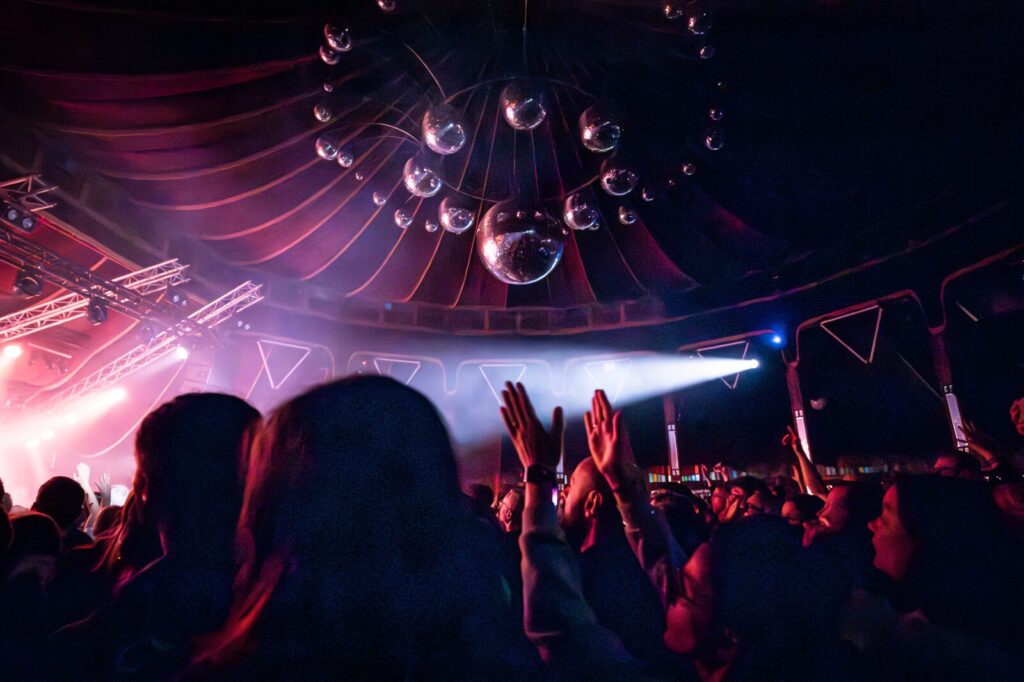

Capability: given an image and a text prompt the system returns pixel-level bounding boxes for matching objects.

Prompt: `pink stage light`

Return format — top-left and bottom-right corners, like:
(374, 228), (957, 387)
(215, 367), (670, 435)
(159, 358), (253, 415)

(2, 344), (23, 359)
(173, 345), (190, 361)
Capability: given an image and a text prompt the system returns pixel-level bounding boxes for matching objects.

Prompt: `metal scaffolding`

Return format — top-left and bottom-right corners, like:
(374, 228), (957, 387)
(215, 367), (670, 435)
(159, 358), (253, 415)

(0, 259), (189, 343)
(0, 222), (189, 327)
(0, 175), (57, 213)
(37, 281), (264, 408)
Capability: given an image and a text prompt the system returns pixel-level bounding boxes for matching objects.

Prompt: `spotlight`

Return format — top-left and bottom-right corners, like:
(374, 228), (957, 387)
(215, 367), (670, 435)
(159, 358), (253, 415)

(173, 345), (190, 361)
(14, 269), (43, 296)
(3, 344), (23, 359)
(170, 291), (188, 307)
(1, 205), (35, 233)
(109, 387), (128, 402)
(86, 298), (108, 325)
(770, 334), (783, 345)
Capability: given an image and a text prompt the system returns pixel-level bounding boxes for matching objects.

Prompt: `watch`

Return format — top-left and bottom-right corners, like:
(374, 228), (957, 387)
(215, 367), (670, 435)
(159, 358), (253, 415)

(524, 464), (558, 485)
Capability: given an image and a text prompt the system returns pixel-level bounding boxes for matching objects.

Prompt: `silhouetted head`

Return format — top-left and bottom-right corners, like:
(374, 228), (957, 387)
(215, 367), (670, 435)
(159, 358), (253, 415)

(110, 393), (259, 570)
(782, 494), (824, 526)
(666, 515), (848, 678)
(560, 458), (619, 547)
(198, 376), (508, 676)
(870, 474), (1022, 644)
(932, 452), (981, 479)
(93, 504), (122, 537)
(9, 511), (62, 559)
(32, 476), (85, 531)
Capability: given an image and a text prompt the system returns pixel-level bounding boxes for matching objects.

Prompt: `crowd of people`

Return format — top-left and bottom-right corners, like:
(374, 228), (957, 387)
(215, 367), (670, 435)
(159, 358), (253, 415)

(0, 376), (1022, 680)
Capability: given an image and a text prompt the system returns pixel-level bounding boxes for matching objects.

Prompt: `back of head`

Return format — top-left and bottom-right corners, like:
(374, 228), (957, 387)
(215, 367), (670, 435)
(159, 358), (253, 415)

(932, 452), (982, 479)
(789, 494), (825, 521)
(202, 376), (500, 675)
(831, 480), (883, 530)
(93, 505), (122, 537)
(730, 475), (769, 497)
(895, 474), (1022, 643)
(9, 512), (62, 559)
(132, 392), (259, 556)
(32, 476), (85, 531)
(708, 515), (849, 675)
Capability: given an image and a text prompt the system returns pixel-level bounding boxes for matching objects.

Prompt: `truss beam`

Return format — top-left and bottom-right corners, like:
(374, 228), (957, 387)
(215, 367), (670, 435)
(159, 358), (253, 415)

(0, 260), (189, 343)
(38, 281), (263, 408)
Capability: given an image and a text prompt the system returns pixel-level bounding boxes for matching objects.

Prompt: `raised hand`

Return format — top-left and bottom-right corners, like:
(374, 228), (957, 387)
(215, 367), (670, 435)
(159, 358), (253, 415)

(782, 425), (803, 455)
(500, 381), (564, 471)
(584, 389), (637, 493)
(74, 462), (91, 487)
(96, 472), (112, 508)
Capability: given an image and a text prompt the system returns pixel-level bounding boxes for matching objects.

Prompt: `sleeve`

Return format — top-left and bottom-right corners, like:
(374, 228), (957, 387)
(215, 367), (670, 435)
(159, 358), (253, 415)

(519, 494), (648, 676)
(614, 479), (687, 610)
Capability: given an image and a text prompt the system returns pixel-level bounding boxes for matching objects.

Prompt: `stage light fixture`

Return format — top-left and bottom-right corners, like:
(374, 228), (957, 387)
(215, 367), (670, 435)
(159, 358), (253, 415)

(1, 203), (37, 233)
(14, 269), (43, 296)
(174, 345), (190, 361)
(86, 298), (108, 325)
(3, 344), (23, 359)
(770, 334), (783, 345)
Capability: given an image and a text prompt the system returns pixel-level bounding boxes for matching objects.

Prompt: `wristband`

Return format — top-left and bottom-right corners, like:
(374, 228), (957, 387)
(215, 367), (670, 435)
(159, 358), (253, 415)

(524, 464), (558, 485)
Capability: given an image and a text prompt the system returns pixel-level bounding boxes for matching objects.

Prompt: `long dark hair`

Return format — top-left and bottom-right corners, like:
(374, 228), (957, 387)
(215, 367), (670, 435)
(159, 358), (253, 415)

(894, 474), (1023, 647)
(195, 376), (522, 678)
(707, 515), (851, 680)
(97, 393), (259, 585)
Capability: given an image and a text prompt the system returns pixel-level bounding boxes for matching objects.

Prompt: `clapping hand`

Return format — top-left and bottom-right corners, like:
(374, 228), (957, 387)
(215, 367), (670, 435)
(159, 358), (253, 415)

(584, 389), (637, 493)
(500, 382), (564, 471)
(96, 472), (112, 508)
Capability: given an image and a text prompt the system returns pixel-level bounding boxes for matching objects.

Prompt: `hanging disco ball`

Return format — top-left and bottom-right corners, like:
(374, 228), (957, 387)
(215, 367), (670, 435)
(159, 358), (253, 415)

(500, 80), (547, 131)
(422, 105), (467, 155)
(579, 104), (622, 153)
(476, 199), (565, 285)
(599, 159), (638, 196)
(323, 25), (352, 53)
(403, 153), (444, 197)
(439, 196), (475, 234)
(563, 193), (600, 231)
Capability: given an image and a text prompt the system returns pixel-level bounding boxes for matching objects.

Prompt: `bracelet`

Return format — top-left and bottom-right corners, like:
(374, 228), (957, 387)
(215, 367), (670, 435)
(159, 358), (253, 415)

(524, 464), (558, 485)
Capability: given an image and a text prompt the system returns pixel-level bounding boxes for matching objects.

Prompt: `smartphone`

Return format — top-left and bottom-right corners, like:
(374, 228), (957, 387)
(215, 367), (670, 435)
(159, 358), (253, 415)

(110, 484), (130, 507)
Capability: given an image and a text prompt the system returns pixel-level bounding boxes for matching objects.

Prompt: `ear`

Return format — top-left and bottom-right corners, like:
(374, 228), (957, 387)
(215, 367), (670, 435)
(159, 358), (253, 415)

(583, 490), (604, 519)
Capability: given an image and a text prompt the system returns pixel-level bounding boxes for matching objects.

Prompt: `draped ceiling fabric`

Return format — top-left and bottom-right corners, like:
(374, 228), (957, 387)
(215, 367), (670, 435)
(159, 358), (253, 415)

(0, 0), (1020, 333)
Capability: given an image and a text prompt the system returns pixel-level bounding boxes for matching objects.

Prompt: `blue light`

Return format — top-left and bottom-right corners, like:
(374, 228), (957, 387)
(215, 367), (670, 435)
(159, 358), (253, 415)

(770, 334), (783, 345)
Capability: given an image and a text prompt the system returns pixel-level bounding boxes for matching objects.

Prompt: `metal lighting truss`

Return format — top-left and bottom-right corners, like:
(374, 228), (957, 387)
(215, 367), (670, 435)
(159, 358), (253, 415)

(39, 281), (263, 408)
(0, 175), (57, 212)
(0, 260), (189, 342)
(0, 220), (189, 326)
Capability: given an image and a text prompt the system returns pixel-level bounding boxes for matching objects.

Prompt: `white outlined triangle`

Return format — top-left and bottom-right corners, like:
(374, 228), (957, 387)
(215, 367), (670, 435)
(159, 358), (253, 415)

(479, 364), (527, 405)
(373, 357), (421, 385)
(583, 358), (632, 402)
(696, 340), (749, 389)
(257, 340), (311, 390)
(820, 306), (883, 365)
